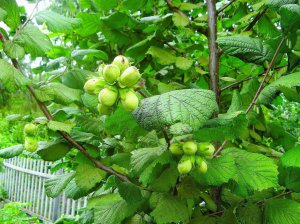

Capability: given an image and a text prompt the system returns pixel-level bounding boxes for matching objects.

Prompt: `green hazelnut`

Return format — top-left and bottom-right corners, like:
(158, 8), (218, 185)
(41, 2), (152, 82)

(24, 123), (37, 136)
(177, 159), (192, 174)
(118, 66), (141, 88)
(84, 77), (106, 94)
(112, 55), (129, 73)
(121, 90), (139, 112)
(182, 141), (198, 155)
(24, 137), (38, 152)
(97, 104), (113, 115)
(103, 64), (120, 84)
(169, 143), (183, 155)
(98, 87), (118, 107)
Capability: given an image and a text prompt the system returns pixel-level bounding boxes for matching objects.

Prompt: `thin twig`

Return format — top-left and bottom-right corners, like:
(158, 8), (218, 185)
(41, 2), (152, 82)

(244, 7), (268, 31)
(213, 35), (287, 157)
(209, 190), (293, 217)
(246, 36), (286, 113)
(220, 65), (287, 92)
(213, 140), (227, 158)
(217, 0), (236, 14)
(13, 0), (42, 40)
(162, 126), (171, 148)
(257, 190), (292, 205)
(166, 0), (186, 17)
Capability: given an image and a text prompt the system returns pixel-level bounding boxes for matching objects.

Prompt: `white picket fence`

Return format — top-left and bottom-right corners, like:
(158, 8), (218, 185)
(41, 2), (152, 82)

(0, 157), (88, 222)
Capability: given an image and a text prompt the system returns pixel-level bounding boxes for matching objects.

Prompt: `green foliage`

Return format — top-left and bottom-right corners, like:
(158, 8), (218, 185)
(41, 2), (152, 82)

(264, 199), (300, 224)
(191, 154), (237, 186)
(278, 146), (300, 191)
(88, 193), (141, 224)
(0, 144), (23, 158)
(0, 202), (40, 223)
(193, 111), (248, 141)
(222, 148), (278, 197)
(259, 72), (300, 104)
(37, 141), (70, 161)
(16, 24), (52, 57)
(0, 59), (29, 92)
(150, 194), (190, 224)
(75, 163), (106, 191)
(45, 172), (76, 197)
(0, 0), (300, 223)
(35, 82), (82, 105)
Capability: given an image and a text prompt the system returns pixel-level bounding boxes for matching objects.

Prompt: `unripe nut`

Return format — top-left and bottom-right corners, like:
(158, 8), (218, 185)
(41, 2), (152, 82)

(84, 77), (106, 94)
(98, 87), (118, 107)
(103, 64), (120, 84)
(24, 123), (37, 136)
(121, 91), (139, 112)
(169, 143), (183, 155)
(112, 55), (129, 73)
(24, 137), (38, 152)
(182, 141), (198, 155)
(177, 159), (192, 174)
(119, 66), (141, 88)
(197, 160), (208, 174)
(198, 142), (215, 157)
(97, 104), (113, 115)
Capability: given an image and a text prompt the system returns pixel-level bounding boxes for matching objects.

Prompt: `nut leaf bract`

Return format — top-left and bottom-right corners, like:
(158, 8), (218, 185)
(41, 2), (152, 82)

(133, 89), (218, 130)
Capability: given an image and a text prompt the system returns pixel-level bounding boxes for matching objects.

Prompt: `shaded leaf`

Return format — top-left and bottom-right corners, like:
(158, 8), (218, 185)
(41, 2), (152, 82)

(37, 141), (70, 161)
(193, 111), (248, 141)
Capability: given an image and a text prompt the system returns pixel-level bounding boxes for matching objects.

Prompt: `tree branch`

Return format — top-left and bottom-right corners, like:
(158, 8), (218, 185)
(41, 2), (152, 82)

(213, 36), (287, 157)
(217, 0), (236, 15)
(207, 0), (220, 104)
(13, 0), (42, 40)
(209, 190), (293, 217)
(0, 32), (130, 183)
(244, 7), (268, 31)
(220, 65), (287, 92)
(166, 0), (186, 17)
(246, 36), (286, 113)
(166, 0), (208, 36)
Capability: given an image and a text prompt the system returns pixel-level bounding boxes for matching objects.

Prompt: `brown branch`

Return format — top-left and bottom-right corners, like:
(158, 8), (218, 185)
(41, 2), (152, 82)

(213, 140), (227, 158)
(13, 0), (41, 40)
(209, 190), (292, 217)
(244, 7), (268, 31)
(213, 36), (287, 157)
(207, 0), (220, 105)
(246, 36), (286, 113)
(166, 0), (186, 17)
(220, 65), (287, 92)
(162, 126), (171, 148)
(217, 0), (236, 15)
(0, 32), (130, 183)
(257, 190), (292, 205)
